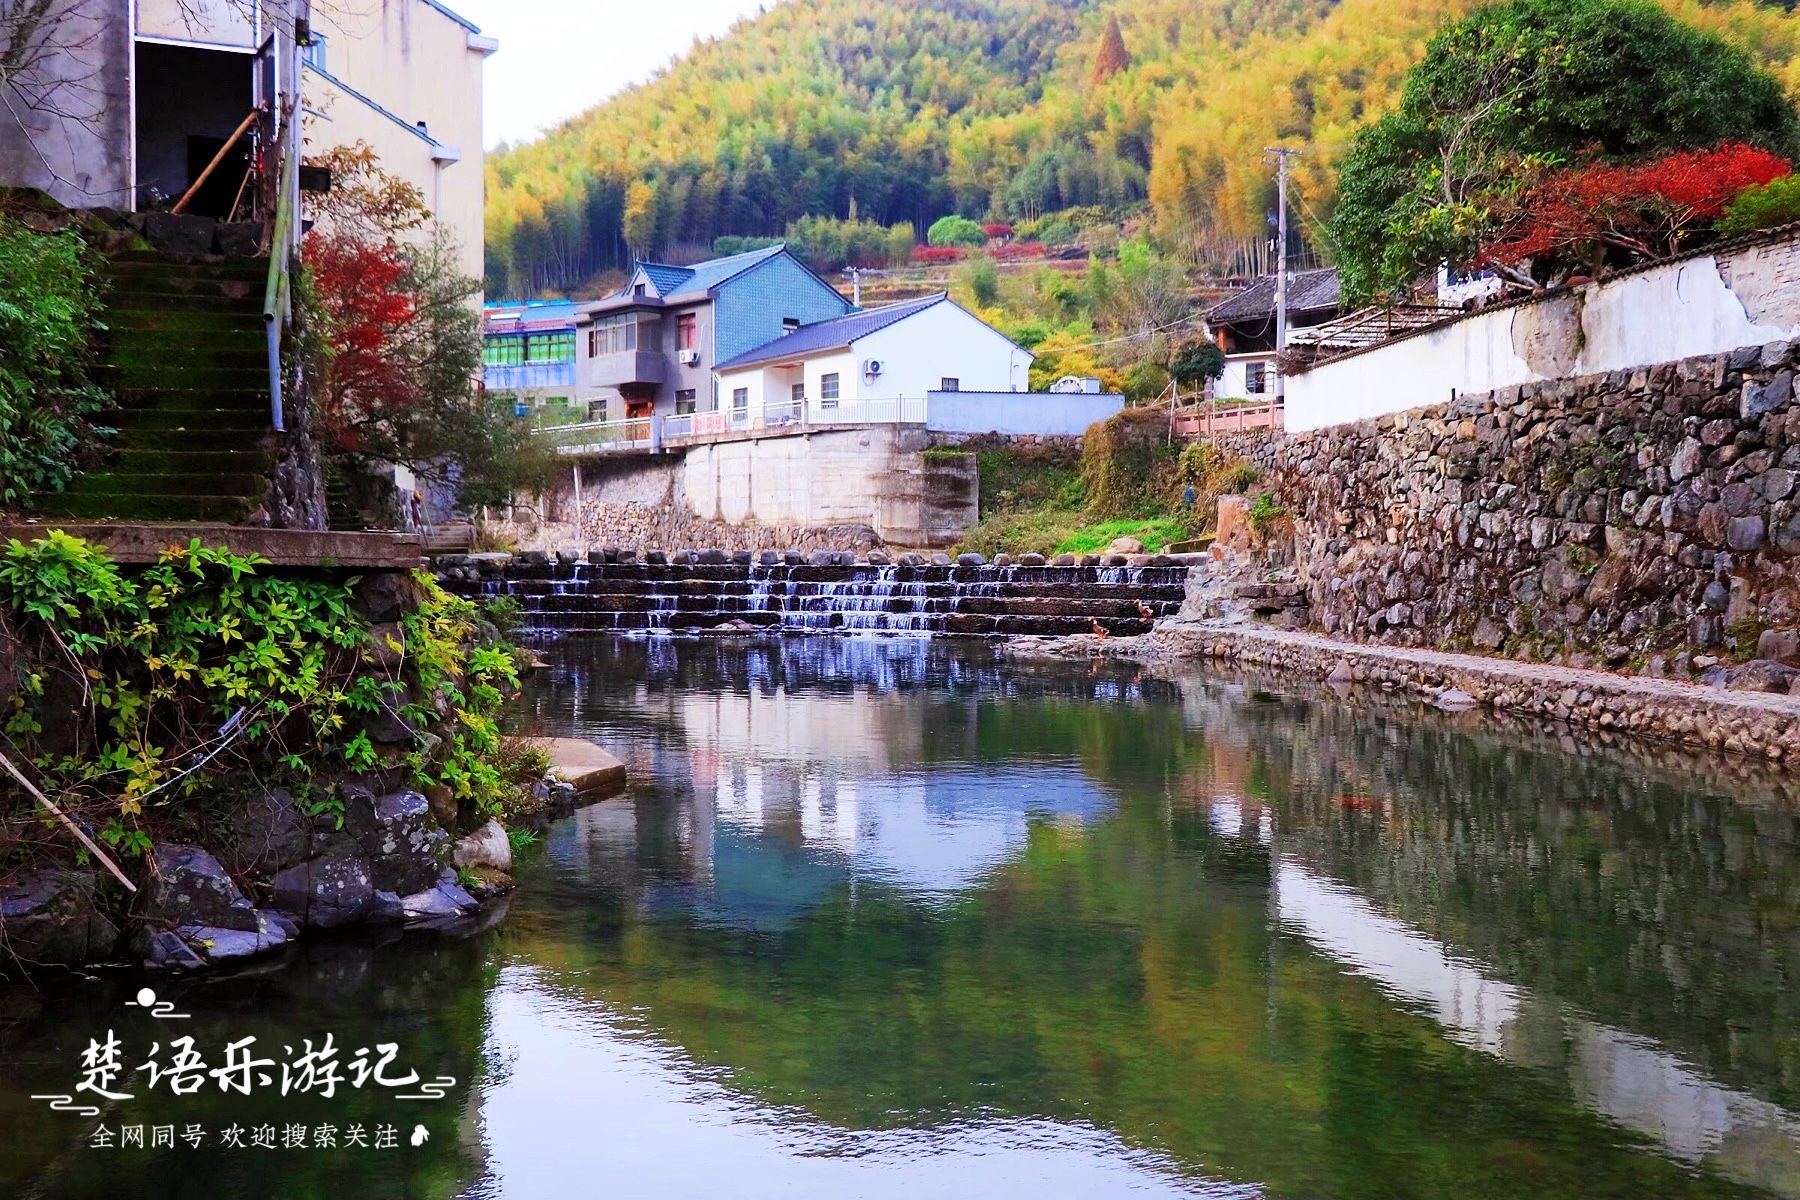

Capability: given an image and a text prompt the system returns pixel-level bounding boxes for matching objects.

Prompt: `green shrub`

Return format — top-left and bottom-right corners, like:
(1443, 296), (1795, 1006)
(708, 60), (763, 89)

(0, 214), (109, 508)
(1080, 407), (1181, 519)
(1718, 175), (1800, 237)
(927, 215), (988, 249)
(0, 533), (523, 855)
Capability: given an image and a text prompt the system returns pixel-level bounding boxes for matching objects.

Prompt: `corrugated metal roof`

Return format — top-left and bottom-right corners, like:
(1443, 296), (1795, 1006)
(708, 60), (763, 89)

(715, 293), (950, 371)
(1207, 268), (1340, 325)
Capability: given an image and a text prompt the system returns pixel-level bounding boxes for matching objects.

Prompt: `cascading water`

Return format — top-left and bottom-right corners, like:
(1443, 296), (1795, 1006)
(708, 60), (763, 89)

(449, 559), (1191, 639)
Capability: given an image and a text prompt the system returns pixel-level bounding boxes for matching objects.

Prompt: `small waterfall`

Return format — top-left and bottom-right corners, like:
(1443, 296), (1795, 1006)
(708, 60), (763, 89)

(446, 560), (1191, 640)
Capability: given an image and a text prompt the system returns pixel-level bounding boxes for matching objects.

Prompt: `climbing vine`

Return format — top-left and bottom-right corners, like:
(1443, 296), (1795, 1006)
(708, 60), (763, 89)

(0, 533), (523, 863)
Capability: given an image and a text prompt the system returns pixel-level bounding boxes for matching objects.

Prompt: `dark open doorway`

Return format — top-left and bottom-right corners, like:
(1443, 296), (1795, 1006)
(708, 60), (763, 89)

(134, 41), (256, 216)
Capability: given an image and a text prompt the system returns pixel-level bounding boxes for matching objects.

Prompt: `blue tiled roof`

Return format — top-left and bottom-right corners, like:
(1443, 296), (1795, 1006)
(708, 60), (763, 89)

(637, 263), (694, 296)
(715, 293), (950, 371)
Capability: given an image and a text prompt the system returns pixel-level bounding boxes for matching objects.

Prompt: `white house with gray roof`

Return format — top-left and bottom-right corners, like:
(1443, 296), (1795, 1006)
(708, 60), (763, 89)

(712, 292), (1034, 428)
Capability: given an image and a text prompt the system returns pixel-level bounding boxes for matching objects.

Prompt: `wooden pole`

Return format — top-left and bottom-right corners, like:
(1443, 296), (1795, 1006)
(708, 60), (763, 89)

(0, 750), (137, 893)
(171, 109), (261, 215)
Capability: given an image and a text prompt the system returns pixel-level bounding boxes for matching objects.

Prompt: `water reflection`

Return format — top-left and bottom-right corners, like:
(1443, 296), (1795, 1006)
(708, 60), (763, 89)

(5, 634), (1800, 1199)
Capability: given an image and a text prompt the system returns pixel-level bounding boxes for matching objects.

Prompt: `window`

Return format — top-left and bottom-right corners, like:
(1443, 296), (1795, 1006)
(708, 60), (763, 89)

(484, 336), (523, 367)
(302, 33), (328, 70)
(676, 313), (698, 352)
(732, 387), (749, 411)
(633, 283), (647, 298)
(940, 377), (960, 393)
(791, 383), (806, 403)
(587, 315), (638, 357)
(782, 317), (800, 334)
(640, 319), (661, 352)
(587, 398), (608, 423)
(1246, 361), (1270, 394)
(675, 389), (697, 415)
(819, 374), (840, 406)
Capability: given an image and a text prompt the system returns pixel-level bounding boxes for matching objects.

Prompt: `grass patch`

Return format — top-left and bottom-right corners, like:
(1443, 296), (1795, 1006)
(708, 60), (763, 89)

(1055, 517), (1191, 554)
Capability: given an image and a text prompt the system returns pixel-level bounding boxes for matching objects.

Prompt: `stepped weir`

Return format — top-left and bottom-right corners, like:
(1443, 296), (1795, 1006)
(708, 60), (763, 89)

(441, 556), (1191, 638)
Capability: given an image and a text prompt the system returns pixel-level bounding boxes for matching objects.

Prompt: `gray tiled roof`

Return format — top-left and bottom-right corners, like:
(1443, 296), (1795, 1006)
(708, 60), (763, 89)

(1207, 268), (1340, 325)
(715, 293), (950, 371)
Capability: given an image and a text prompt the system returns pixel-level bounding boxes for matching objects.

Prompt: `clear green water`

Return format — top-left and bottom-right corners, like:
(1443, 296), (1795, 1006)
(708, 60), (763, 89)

(4, 635), (1799, 1199)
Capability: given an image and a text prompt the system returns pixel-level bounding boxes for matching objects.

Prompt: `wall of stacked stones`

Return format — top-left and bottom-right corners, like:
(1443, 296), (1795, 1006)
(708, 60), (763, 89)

(1259, 344), (1800, 676)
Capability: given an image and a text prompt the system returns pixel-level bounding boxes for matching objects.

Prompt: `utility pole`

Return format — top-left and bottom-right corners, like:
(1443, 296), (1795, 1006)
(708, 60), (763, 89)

(1265, 146), (1301, 401)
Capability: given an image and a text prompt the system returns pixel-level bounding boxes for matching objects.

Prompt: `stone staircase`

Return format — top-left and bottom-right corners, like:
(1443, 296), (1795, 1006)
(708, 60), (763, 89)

(38, 251), (275, 523)
(444, 558), (1192, 638)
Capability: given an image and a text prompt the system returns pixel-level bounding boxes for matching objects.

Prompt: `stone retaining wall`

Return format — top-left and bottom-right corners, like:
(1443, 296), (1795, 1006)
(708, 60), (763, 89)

(1253, 343), (1800, 683)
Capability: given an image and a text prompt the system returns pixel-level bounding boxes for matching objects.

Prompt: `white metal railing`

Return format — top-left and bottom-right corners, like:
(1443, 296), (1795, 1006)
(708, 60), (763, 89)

(539, 417), (654, 455)
(537, 395), (930, 456)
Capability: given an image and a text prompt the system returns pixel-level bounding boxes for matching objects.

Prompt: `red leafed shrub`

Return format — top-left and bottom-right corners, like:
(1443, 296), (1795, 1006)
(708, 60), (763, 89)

(304, 230), (418, 451)
(982, 222), (1014, 239)
(991, 241), (1046, 262)
(913, 245), (967, 264)
(1478, 143), (1791, 285)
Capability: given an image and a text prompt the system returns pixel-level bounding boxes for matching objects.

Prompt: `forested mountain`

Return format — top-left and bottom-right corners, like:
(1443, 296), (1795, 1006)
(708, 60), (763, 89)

(484, 0), (1800, 298)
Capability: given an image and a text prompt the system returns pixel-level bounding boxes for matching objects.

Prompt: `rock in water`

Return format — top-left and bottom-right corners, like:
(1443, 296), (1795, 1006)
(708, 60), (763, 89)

(453, 819), (513, 873)
(147, 845), (260, 933)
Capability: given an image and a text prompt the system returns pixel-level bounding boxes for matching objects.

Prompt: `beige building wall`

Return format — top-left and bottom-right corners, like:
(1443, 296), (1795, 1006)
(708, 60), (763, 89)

(303, 0), (491, 286)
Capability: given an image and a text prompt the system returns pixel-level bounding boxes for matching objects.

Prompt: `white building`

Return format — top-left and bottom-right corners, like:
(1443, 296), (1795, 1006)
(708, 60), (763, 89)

(712, 292), (1033, 422)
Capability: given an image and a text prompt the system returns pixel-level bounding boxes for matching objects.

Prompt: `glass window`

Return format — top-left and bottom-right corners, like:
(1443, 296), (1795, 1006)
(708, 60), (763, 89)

(820, 373), (840, 406)
(484, 335), (523, 367)
(587, 398), (608, 423)
(640, 319), (661, 352)
(732, 387), (749, 411)
(791, 383), (805, 403)
(520, 330), (575, 365)
(675, 389), (697, 415)
(1246, 362), (1269, 394)
(676, 313), (698, 351)
(940, 377), (960, 392)
(588, 315), (640, 357)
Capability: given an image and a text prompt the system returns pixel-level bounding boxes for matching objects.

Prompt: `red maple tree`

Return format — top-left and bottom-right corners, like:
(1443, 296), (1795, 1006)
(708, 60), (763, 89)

(304, 230), (418, 451)
(1477, 143), (1791, 286)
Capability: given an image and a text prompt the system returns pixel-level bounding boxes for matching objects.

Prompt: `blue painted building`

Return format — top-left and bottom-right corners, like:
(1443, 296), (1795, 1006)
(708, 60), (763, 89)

(483, 245), (853, 423)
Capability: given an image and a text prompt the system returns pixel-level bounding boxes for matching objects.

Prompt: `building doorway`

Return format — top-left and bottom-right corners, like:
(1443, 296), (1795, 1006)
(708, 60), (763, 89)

(134, 41), (257, 216)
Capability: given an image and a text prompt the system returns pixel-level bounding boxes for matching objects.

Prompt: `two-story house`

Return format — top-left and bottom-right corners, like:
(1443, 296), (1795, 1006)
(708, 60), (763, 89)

(571, 244), (855, 423)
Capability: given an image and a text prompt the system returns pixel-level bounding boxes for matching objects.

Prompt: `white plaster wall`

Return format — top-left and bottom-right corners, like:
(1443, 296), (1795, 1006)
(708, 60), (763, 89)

(925, 391), (1122, 436)
(1289, 237), (1800, 433)
(1216, 353), (1275, 402)
(852, 299), (1033, 396)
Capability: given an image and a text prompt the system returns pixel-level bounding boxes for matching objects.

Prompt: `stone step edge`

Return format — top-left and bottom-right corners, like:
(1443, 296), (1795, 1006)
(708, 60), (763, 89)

(1138, 620), (1800, 763)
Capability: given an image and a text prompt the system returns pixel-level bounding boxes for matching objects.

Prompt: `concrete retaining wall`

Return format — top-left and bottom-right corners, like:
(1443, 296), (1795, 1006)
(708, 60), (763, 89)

(493, 427), (981, 551)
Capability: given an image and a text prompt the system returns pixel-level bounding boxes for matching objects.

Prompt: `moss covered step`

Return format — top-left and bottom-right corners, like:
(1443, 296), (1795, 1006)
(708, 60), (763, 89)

(120, 425), (267, 453)
(104, 274), (264, 304)
(108, 251), (270, 280)
(115, 405), (271, 433)
(110, 448), (276, 475)
(100, 288), (266, 315)
(33, 492), (259, 523)
(106, 340), (266, 371)
(66, 470), (268, 498)
(99, 363), (269, 390)
(107, 308), (266, 335)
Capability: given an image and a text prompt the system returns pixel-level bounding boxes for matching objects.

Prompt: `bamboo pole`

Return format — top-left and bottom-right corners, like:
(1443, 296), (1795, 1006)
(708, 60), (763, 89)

(171, 109), (261, 216)
(0, 750), (137, 893)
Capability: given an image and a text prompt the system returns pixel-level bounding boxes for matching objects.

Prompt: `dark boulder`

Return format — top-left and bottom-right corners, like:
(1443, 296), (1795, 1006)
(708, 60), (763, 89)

(146, 845), (259, 933)
(0, 869), (119, 965)
(270, 842), (374, 929)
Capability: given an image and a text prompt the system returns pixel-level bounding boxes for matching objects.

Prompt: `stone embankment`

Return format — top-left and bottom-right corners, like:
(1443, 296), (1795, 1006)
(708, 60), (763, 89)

(1238, 344), (1800, 683)
(1010, 556), (1800, 763)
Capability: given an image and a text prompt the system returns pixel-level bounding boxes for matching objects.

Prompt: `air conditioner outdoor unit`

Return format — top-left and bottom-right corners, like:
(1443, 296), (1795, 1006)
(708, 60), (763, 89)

(678, 349), (701, 366)
(862, 358), (885, 377)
